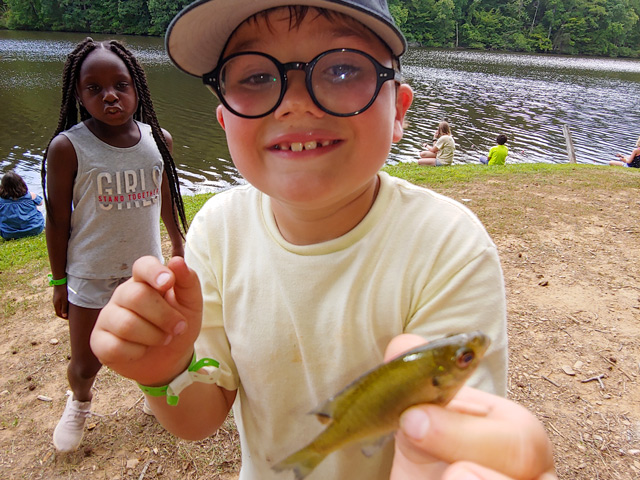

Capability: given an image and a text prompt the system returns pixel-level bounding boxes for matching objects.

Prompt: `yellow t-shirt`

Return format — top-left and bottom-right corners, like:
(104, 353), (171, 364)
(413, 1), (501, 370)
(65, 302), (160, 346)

(185, 172), (507, 480)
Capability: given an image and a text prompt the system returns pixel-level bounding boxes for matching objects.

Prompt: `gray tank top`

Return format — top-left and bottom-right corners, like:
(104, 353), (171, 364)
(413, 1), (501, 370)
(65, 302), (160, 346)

(62, 121), (163, 278)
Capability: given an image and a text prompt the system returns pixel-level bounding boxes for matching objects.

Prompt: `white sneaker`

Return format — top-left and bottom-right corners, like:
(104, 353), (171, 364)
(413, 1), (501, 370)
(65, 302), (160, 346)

(53, 393), (92, 452)
(142, 397), (154, 416)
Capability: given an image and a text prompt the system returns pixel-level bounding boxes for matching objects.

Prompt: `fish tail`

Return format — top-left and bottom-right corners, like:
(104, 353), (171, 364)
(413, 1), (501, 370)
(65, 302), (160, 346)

(272, 448), (326, 480)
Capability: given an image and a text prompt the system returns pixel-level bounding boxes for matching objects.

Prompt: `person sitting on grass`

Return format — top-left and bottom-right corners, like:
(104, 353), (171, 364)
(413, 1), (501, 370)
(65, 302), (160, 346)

(0, 171), (44, 241)
(417, 121), (455, 166)
(609, 136), (640, 168)
(480, 134), (508, 165)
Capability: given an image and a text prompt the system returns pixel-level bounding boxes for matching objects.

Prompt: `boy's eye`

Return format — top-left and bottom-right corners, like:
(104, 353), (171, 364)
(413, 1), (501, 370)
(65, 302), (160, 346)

(238, 72), (278, 88)
(319, 63), (362, 84)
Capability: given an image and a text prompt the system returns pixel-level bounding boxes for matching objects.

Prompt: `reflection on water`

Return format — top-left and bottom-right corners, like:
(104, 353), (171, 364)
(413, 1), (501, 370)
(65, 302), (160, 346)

(2, 31), (640, 196)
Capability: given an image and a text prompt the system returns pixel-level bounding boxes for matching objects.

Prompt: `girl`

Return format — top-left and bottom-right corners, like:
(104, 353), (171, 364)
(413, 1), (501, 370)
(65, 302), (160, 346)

(609, 136), (640, 168)
(0, 171), (44, 240)
(417, 121), (456, 166)
(41, 37), (187, 452)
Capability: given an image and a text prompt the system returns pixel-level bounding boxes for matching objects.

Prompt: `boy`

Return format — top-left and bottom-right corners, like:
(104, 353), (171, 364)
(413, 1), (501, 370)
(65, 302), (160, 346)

(91, 1), (556, 479)
(480, 134), (509, 165)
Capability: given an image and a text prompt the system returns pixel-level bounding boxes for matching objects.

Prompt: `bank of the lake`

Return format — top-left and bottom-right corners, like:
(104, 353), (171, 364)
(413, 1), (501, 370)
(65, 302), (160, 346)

(3, 30), (640, 196)
(1, 164), (639, 480)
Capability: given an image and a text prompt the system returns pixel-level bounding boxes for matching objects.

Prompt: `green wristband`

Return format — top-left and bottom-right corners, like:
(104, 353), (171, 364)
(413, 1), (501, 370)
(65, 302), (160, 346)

(138, 352), (220, 406)
(48, 274), (67, 286)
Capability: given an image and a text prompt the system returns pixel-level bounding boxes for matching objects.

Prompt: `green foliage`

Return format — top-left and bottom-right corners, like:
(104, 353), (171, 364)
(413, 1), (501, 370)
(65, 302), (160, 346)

(2, 0), (639, 56)
(390, 0), (640, 56)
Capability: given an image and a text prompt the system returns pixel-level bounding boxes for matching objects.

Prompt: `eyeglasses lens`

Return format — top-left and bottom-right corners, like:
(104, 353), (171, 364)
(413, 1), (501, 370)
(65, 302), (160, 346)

(218, 51), (383, 117)
(311, 51), (378, 115)
(219, 55), (282, 118)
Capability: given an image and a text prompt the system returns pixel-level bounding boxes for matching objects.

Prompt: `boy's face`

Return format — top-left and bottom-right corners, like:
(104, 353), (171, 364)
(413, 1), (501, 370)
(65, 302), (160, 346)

(216, 9), (412, 212)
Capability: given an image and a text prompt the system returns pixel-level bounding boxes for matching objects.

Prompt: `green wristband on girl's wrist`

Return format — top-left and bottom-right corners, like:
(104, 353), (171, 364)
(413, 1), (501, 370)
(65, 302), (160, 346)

(137, 352), (221, 406)
(48, 274), (67, 286)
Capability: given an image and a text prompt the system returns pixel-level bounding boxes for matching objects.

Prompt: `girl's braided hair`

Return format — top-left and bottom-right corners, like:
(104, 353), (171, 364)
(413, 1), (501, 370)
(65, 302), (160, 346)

(41, 37), (187, 235)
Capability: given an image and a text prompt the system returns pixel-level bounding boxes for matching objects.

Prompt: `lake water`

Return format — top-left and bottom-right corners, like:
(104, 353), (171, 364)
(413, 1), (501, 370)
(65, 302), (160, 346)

(2, 30), (640, 196)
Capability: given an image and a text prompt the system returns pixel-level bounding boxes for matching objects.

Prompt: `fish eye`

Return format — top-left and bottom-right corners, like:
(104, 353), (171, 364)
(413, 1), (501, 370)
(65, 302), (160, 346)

(455, 348), (475, 368)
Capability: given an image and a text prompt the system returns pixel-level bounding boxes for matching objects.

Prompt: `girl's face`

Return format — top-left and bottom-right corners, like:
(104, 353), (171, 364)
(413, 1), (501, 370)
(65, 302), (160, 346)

(77, 48), (138, 127)
(216, 9), (412, 219)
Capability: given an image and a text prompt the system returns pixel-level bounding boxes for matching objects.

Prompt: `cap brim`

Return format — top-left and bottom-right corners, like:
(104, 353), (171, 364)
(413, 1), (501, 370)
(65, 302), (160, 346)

(166, 0), (406, 77)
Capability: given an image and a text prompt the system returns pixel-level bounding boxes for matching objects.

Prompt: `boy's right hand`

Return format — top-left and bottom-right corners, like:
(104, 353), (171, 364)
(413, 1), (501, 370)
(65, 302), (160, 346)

(90, 255), (203, 387)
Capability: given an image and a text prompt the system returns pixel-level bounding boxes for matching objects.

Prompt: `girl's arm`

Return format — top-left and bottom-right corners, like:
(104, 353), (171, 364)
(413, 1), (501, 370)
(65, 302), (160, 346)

(160, 129), (185, 258)
(44, 135), (77, 319)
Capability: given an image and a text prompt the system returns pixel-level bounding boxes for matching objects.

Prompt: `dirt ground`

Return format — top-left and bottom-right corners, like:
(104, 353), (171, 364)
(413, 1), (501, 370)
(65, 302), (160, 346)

(0, 166), (638, 479)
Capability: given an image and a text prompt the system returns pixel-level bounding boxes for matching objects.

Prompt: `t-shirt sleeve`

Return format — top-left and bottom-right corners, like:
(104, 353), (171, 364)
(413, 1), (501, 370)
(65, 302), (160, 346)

(184, 202), (239, 392)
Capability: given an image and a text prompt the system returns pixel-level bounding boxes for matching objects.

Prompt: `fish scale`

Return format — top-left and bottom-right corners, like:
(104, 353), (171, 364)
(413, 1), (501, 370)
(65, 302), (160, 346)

(272, 331), (490, 479)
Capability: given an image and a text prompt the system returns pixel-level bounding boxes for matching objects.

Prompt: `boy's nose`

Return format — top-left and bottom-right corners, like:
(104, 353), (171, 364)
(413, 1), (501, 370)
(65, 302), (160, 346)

(274, 72), (323, 119)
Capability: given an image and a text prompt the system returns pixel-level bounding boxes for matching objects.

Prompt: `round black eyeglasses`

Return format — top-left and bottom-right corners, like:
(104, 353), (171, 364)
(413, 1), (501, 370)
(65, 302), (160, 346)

(202, 48), (402, 119)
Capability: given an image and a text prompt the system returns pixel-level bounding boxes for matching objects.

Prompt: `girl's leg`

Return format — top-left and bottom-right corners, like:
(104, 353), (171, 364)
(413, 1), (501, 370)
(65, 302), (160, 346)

(53, 304), (102, 452)
(67, 304), (102, 401)
(608, 160), (626, 167)
(417, 156), (437, 166)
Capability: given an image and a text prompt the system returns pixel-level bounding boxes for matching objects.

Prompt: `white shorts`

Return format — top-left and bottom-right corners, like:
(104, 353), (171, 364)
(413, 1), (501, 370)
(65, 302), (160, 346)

(67, 274), (129, 309)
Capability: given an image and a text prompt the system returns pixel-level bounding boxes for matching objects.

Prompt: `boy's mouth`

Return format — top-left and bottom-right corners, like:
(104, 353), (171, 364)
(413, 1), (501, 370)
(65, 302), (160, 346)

(272, 140), (339, 152)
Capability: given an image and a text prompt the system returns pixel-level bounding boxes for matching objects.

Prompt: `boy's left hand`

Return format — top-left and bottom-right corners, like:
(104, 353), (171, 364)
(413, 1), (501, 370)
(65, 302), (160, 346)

(387, 335), (557, 480)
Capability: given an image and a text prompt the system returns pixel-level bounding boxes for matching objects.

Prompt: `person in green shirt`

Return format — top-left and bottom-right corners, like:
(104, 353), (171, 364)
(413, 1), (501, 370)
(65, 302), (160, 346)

(480, 134), (508, 165)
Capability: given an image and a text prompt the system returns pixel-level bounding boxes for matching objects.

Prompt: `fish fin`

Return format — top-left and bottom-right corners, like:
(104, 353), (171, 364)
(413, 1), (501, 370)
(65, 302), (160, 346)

(309, 399), (335, 422)
(315, 413), (331, 425)
(360, 434), (394, 457)
(272, 448), (327, 480)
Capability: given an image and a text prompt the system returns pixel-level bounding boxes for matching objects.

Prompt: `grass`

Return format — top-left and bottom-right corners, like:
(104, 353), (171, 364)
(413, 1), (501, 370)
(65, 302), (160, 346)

(1, 164), (638, 278)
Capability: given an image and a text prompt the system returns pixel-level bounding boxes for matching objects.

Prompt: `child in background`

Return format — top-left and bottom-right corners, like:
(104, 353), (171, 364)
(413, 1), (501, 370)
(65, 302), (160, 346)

(480, 134), (509, 165)
(609, 135), (640, 168)
(417, 120), (456, 166)
(0, 171), (44, 240)
(91, 1), (556, 479)
(41, 37), (187, 452)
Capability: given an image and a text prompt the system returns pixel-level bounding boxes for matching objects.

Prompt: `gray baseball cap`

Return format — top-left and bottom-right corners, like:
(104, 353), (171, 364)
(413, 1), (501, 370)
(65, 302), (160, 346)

(165, 0), (407, 77)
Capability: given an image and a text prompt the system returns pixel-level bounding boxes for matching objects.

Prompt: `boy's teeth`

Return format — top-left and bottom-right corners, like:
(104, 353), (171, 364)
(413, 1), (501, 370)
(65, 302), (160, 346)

(278, 140), (327, 151)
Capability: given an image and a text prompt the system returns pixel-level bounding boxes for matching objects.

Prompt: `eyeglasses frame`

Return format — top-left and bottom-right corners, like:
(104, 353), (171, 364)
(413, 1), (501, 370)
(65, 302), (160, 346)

(202, 48), (402, 119)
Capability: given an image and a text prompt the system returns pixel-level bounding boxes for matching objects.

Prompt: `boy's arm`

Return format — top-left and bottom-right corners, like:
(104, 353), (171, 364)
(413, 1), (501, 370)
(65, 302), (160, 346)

(44, 135), (77, 319)
(387, 335), (557, 480)
(91, 255), (236, 439)
(160, 129), (185, 257)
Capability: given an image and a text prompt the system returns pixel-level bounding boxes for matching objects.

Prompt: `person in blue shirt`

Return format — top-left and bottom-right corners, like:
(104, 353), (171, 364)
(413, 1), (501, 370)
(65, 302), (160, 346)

(0, 171), (44, 240)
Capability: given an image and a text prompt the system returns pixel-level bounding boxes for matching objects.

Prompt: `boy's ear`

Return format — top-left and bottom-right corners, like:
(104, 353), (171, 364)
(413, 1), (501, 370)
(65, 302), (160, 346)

(216, 104), (226, 131)
(393, 84), (413, 143)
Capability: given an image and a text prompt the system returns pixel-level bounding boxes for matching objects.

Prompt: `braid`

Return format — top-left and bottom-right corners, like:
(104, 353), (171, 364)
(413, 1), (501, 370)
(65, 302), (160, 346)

(41, 38), (187, 236)
(41, 37), (97, 212)
(108, 40), (188, 236)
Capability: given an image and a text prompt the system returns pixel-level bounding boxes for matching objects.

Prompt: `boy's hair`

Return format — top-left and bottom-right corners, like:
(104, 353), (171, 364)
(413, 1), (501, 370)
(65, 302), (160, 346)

(496, 134), (508, 145)
(166, 0), (406, 78)
(0, 171), (28, 199)
(41, 37), (187, 235)
(438, 121), (451, 136)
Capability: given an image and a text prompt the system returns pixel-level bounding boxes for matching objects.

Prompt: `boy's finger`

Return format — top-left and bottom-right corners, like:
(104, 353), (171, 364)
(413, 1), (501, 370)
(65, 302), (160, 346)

(109, 278), (186, 337)
(398, 402), (554, 480)
(91, 320), (153, 365)
(165, 256), (203, 313)
(131, 255), (176, 293)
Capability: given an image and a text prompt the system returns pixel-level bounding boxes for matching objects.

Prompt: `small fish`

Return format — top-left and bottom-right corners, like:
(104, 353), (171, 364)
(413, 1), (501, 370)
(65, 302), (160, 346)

(272, 331), (490, 479)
